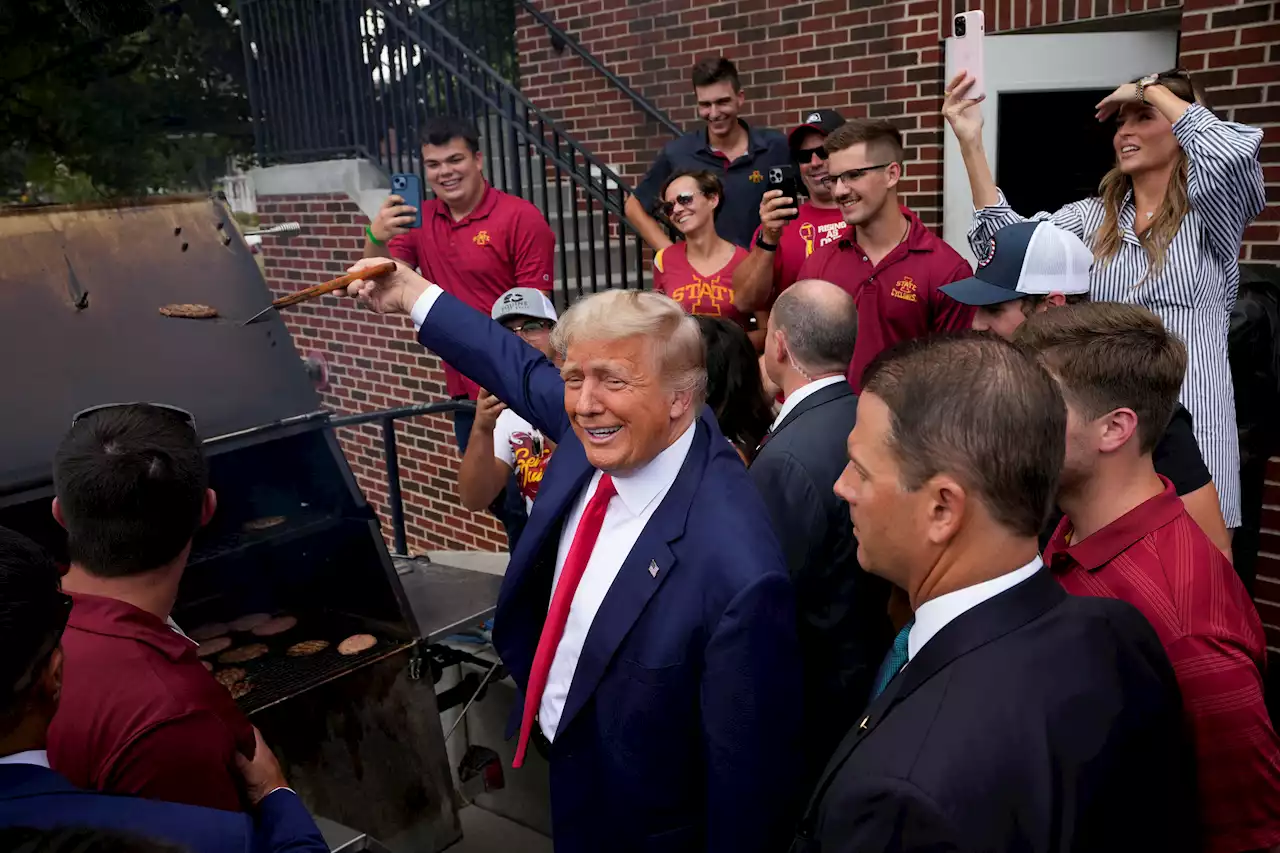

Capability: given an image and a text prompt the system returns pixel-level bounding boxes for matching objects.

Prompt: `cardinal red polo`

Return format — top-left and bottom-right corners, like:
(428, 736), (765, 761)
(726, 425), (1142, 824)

(796, 207), (973, 392)
(389, 184), (555, 399)
(47, 593), (257, 812)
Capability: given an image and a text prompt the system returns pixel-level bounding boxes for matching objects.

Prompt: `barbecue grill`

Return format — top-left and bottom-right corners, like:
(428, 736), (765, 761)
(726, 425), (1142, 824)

(0, 197), (464, 851)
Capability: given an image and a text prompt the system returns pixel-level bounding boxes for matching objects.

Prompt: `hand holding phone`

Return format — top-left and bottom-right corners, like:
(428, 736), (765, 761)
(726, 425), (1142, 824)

(767, 165), (802, 222)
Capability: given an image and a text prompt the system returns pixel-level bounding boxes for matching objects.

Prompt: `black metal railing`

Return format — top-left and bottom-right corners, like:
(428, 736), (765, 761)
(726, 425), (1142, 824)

(329, 400), (475, 556)
(239, 0), (654, 304)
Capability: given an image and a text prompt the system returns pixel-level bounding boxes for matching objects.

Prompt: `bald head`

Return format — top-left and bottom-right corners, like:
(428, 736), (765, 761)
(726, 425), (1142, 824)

(772, 279), (858, 376)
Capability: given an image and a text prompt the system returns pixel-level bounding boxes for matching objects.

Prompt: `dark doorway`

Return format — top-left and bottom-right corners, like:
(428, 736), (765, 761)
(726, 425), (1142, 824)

(996, 89), (1115, 216)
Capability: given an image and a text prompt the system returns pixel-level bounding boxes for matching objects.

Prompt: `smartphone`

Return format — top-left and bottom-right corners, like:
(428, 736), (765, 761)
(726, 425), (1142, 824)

(767, 164), (802, 221)
(390, 173), (423, 229)
(952, 11), (986, 100)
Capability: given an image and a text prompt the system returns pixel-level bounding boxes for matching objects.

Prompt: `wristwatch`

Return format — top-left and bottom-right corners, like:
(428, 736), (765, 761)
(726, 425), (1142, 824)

(755, 233), (778, 252)
(1137, 73), (1160, 104)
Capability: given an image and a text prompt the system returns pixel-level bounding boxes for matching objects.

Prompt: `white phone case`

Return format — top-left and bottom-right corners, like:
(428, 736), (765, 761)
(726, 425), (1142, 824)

(952, 11), (986, 100)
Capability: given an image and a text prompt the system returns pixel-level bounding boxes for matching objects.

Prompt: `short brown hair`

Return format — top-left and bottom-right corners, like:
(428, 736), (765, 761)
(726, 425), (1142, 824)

(862, 333), (1066, 538)
(691, 57), (740, 91)
(658, 169), (724, 218)
(824, 118), (906, 165)
(1013, 302), (1187, 455)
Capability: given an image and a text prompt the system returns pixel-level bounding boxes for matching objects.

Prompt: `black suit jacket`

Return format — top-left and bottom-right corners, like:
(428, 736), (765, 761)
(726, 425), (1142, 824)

(749, 380), (891, 780)
(794, 569), (1198, 853)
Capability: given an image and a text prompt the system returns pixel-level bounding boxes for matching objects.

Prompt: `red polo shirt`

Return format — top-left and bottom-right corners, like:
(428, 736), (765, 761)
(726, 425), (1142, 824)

(751, 202), (848, 303)
(389, 184), (555, 399)
(796, 207), (973, 392)
(653, 243), (752, 331)
(1044, 478), (1280, 853)
(47, 593), (256, 812)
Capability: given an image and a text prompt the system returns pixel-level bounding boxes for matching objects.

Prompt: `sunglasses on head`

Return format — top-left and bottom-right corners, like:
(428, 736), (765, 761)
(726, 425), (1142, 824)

(9, 592), (74, 696)
(661, 192), (703, 217)
(71, 402), (197, 433)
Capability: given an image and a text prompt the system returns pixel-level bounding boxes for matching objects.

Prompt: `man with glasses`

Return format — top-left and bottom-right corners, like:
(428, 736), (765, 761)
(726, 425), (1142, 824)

(733, 109), (850, 313)
(45, 404), (257, 813)
(457, 288), (560, 548)
(0, 527), (328, 852)
(796, 119), (974, 392)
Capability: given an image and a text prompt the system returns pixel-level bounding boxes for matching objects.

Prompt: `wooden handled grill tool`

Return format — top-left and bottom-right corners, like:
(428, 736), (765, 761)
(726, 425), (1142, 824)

(241, 261), (397, 326)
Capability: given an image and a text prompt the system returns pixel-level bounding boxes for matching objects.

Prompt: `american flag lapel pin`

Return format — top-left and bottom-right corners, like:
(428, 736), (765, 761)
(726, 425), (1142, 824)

(648, 560), (659, 578)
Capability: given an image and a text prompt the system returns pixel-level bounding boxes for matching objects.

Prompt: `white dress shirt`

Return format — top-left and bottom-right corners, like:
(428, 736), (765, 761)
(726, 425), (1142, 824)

(0, 749), (49, 768)
(770, 375), (846, 432)
(908, 557), (1043, 662)
(411, 283), (697, 741)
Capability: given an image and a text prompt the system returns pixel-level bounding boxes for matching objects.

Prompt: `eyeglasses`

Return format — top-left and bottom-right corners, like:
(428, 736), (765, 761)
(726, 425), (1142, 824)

(660, 192), (703, 217)
(795, 145), (829, 163)
(71, 402), (197, 433)
(9, 592), (74, 696)
(819, 163), (894, 189)
(503, 319), (552, 335)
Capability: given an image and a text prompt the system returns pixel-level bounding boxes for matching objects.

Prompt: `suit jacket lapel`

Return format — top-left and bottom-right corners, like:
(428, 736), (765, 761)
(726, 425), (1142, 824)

(770, 381), (854, 440)
(554, 417), (714, 738)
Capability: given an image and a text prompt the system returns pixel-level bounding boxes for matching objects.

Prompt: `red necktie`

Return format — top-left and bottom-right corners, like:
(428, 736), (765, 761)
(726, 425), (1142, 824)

(512, 473), (617, 768)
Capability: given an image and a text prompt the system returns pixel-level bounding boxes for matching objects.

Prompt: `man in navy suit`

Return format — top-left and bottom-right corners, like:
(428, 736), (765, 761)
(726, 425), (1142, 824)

(0, 527), (327, 853)
(794, 334), (1197, 852)
(346, 258), (803, 853)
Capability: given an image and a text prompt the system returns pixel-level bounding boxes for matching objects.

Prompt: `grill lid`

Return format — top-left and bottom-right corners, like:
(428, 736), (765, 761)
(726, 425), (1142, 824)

(0, 196), (322, 495)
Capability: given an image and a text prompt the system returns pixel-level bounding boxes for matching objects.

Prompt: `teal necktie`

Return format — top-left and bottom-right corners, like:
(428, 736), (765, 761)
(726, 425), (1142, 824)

(869, 619), (914, 701)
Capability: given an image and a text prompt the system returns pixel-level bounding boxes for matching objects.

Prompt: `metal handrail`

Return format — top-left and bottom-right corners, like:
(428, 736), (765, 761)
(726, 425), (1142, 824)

(514, 0), (683, 138)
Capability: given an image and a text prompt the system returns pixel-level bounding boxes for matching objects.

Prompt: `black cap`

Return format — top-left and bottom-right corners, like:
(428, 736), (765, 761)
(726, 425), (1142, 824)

(788, 109), (846, 148)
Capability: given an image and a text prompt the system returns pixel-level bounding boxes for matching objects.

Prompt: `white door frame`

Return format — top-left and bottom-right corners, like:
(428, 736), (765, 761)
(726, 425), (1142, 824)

(942, 30), (1179, 265)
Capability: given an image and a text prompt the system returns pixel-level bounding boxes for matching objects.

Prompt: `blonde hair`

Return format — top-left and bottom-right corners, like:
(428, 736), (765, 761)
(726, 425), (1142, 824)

(551, 290), (707, 403)
(1092, 71), (1207, 285)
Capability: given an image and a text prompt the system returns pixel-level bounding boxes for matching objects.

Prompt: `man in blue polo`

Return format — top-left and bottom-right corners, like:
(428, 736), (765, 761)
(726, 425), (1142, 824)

(624, 57), (790, 250)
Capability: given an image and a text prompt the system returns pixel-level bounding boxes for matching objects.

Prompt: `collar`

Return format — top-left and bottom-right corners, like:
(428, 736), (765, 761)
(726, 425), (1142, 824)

(1051, 477), (1182, 572)
(609, 420), (697, 517)
(772, 376), (846, 431)
(66, 592), (194, 663)
(700, 120), (769, 157)
(909, 556), (1043, 660)
(837, 206), (932, 253)
(0, 750), (49, 768)
(433, 183), (499, 226)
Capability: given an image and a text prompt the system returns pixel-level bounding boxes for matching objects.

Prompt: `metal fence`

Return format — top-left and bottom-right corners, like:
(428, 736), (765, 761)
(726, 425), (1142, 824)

(239, 0), (673, 303)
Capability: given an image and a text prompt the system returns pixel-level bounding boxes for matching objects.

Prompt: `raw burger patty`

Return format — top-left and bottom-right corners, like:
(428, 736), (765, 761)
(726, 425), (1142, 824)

(229, 613), (271, 632)
(196, 637), (232, 659)
(337, 634), (377, 656)
(189, 622), (229, 642)
(159, 303), (218, 319)
(218, 643), (268, 664)
(214, 668), (247, 687)
(251, 615), (297, 637)
(228, 682), (253, 700)
(287, 640), (329, 657)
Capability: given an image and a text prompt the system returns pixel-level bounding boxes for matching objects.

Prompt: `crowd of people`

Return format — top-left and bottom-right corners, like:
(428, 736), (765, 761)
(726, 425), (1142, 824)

(1, 50), (1275, 853)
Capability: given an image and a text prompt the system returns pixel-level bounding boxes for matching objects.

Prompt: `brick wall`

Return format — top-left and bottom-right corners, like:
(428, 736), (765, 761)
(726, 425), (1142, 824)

(256, 193), (506, 554)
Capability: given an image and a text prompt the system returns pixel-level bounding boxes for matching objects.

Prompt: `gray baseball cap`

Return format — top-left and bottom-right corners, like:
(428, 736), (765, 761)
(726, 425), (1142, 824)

(491, 288), (558, 324)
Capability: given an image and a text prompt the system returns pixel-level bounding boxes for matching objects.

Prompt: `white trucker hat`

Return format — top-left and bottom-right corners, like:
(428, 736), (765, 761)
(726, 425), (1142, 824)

(941, 221), (1092, 306)
(491, 287), (558, 324)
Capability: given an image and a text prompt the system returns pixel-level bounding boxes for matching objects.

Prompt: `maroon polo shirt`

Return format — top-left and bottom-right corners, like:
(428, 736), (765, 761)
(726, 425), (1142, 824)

(796, 207), (974, 392)
(389, 184), (555, 399)
(47, 593), (256, 812)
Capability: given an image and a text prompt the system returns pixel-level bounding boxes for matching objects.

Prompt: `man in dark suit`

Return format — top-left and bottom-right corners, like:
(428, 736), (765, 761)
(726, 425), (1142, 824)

(752, 279), (890, 784)
(346, 259), (802, 853)
(795, 333), (1197, 852)
(0, 527), (326, 853)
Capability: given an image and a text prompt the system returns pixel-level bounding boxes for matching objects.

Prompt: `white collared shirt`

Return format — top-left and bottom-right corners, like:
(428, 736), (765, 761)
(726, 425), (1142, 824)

(908, 557), (1043, 662)
(770, 375), (846, 432)
(411, 284), (696, 740)
(0, 750), (49, 768)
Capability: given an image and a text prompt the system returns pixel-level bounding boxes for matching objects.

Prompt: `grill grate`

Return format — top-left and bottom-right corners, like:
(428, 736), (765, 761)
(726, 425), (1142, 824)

(190, 511), (340, 566)
(203, 613), (414, 714)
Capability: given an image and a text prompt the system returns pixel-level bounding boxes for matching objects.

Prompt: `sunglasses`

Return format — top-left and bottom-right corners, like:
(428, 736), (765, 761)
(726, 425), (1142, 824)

(795, 145), (830, 163)
(71, 402), (197, 433)
(10, 592), (74, 696)
(819, 163), (894, 189)
(660, 192), (704, 217)
(504, 319), (552, 335)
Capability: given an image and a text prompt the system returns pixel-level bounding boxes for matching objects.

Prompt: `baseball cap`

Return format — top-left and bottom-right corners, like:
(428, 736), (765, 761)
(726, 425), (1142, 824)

(492, 287), (558, 324)
(789, 109), (846, 148)
(940, 222), (1092, 307)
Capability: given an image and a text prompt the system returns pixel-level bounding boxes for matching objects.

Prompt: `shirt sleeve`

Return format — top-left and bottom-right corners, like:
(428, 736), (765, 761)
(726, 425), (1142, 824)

(632, 146), (675, 212)
(968, 190), (1093, 256)
(1153, 405), (1212, 495)
(510, 207), (556, 292)
(1165, 631), (1280, 851)
(105, 711), (246, 812)
(387, 231), (419, 269)
(930, 256), (977, 333)
(1172, 103), (1267, 269)
(492, 409), (516, 467)
(652, 248), (669, 294)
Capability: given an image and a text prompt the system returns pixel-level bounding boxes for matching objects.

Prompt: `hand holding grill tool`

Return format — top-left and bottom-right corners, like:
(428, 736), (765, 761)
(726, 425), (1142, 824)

(242, 261), (397, 326)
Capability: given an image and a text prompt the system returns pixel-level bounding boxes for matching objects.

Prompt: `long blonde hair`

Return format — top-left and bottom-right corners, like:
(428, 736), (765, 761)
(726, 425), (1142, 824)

(1091, 71), (1207, 284)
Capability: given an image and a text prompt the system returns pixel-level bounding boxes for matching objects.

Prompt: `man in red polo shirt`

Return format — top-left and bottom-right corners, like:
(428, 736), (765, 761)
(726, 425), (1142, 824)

(796, 119), (973, 391)
(47, 404), (256, 813)
(364, 116), (556, 450)
(1021, 303), (1280, 853)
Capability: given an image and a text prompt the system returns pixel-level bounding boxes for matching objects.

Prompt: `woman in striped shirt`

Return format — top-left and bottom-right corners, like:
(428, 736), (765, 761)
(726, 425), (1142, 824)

(943, 68), (1265, 531)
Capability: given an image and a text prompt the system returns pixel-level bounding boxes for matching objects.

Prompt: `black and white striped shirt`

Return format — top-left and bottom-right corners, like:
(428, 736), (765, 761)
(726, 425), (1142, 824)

(970, 104), (1266, 529)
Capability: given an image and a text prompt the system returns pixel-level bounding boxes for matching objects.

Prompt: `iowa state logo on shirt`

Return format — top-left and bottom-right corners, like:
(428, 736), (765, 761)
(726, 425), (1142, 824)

(473, 230), (492, 246)
(891, 276), (919, 303)
(749, 170), (763, 183)
(671, 275), (732, 316)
